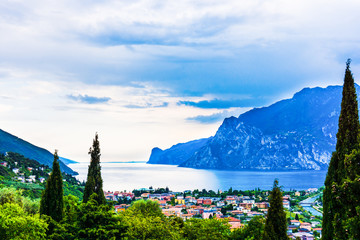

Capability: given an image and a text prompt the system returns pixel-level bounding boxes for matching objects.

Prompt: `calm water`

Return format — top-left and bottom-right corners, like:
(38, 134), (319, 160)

(69, 163), (327, 192)
(300, 196), (322, 216)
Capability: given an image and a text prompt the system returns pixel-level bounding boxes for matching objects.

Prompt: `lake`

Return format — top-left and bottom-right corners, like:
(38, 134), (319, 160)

(69, 162), (328, 192)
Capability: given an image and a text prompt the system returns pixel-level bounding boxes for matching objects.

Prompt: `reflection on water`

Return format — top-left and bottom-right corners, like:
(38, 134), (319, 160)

(69, 163), (327, 192)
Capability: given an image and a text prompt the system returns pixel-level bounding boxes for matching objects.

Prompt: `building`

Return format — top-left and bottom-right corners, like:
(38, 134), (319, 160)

(239, 202), (253, 210)
(255, 202), (269, 209)
(300, 222), (312, 231)
(283, 200), (291, 210)
(291, 232), (314, 240)
(217, 201), (225, 207)
(0, 161), (8, 167)
(17, 176), (25, 183)
(225, 196), (237, 205)
(307, 188), (318, 193)
(290, 220), (300, 227)
(141, 193), (150, 198)
(114, 204), (128, 213)
(162, 208), (181, 217)
(227, 217), (242, 229)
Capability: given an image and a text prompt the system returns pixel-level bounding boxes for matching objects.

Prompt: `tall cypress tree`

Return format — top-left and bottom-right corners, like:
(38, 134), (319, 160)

(40, 150), (64, 222)
(323, 59), (360, 239)
(83, 132), (106, 204)
(262, 179), (287, 240)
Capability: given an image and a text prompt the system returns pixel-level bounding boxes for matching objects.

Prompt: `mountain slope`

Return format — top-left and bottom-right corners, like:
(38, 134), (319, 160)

(0, 129), (77, 175)
(148, 138), (210, 165)
(149, 85), (356, 170)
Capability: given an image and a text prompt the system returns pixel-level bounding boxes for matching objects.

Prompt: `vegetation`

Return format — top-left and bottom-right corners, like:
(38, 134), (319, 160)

(40, 150), (64, 222)
(83, 133), (106, 205)
(230, 216), (265, 239)
(0, 151), (84, 199)
(323, 59), (360, 239)
(263, 179), (287, 240)
(0, 186), (48, 239)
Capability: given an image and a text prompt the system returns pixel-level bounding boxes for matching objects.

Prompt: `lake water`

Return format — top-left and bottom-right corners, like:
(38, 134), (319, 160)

(300, 196), (322, 216)
(69, 162), (328, 192)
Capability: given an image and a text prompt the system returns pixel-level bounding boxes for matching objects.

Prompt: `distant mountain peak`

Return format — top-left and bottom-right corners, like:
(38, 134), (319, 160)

(148, 85), (354, 171)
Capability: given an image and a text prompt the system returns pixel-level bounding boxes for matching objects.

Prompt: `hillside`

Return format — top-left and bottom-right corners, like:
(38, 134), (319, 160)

(0, 129), (77, 175)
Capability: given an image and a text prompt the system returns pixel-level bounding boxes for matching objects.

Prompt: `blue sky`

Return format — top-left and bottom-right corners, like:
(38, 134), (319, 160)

(0, 0), (360, 162)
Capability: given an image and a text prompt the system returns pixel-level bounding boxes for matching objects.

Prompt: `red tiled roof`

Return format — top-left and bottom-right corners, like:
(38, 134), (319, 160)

(227, 217), (241, 222)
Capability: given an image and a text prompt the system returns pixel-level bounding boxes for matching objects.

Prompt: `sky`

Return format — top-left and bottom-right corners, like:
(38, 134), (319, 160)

(0, 0), (360, 163)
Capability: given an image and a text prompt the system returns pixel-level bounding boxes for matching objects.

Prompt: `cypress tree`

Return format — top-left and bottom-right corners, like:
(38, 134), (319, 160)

(323, 59), (360, 239)
(262, 179), (287, 240)
(40, 150), (64, 222)
(83, 132), (106, 204)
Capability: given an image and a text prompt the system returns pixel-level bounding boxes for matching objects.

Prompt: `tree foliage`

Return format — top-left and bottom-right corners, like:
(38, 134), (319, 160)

(40, 150), (64, 222)
(0, 203), (48, 240)
(323, 59), (360, 240)
(183, 218), (231, 240)
(0, 186), (47, 239)
(83, 133), (106, 205)
(230, 216), (265, 240)
(263, 179), (287, 240)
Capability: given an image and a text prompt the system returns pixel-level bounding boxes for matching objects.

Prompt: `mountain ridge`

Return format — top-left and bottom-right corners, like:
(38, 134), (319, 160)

(148, 85), (355, 170)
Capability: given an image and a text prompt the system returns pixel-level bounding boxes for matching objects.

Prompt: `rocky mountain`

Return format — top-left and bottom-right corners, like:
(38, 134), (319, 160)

(0, 129), (77, 175)
(148, 138), (211, 165)
(148, 85), (357, 170)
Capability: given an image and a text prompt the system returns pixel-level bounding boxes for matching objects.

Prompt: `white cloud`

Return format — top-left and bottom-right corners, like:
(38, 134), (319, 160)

(0, 69), (223, 162)
(1, 0), (360, 164)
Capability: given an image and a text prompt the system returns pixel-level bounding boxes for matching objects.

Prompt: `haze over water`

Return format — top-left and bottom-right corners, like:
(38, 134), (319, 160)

(70, 162), (327, 192)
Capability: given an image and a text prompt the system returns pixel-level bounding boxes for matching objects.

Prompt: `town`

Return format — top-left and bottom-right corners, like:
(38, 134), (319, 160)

(1, 151), (323, 239)
(105, 186), (323, 240)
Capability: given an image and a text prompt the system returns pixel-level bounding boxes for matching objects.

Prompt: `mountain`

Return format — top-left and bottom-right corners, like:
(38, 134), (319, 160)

(148, 138), (211, 165)
(148, 85), (356, 170)
(59, 157), (78, 165)
(0, 129), (77, 175)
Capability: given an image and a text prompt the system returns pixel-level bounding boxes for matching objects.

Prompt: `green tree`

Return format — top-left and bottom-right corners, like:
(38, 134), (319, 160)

(50, 194), (127, 240)
(0, 186), (40, 214)
(0, 203), (48, 240)
(183, 218), (230, 240)
(126, 199), (163, 218)
(323, 59), (360, 240)
(40, 150), (64, 222)
(83, 133), (106, 205)
(48, 195), (81, 240)
(121, 214), (182, 240)
(339, 142), (360, 239)
(77, 194), (126, 240)
(263, 179), (287, 240)
(121, 199), (182, 239)
(230, 216), (265, 240)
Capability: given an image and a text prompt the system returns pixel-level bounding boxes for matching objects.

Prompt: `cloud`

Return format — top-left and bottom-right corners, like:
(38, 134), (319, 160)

(67, 94), (111, 104)
(178, 98), (265, 109)
(1, 0), (360, 165)
(187, 109), (248, 124)
(124, 102), (169, 109)
(1, 0), (360, 102)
